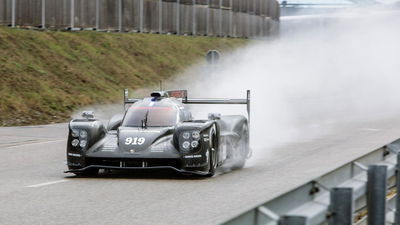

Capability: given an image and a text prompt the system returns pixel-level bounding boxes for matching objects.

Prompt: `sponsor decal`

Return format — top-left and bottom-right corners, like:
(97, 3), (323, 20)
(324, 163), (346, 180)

(102, 147), (116, 152)
(168, 90), (187, 98)
(150, 148), (164, 153)
(67, 153), (81, 157)
(184, 155), (202, 159)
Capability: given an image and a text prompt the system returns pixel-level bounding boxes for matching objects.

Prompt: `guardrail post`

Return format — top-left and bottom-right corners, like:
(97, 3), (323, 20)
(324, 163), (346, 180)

(259, 0), (263, 38)
(218, 0), (222, 36)
(192, 0), (196, 35)
(95, 0), (100, 30)
(139, 0), (143, 32)
(246, 0), (250, 38)
(11, 0), (16, 27)
(229, 0), (233, 37)
(329, 187), (353, 225)
(176, 0), (180, 35)
(395, 153), (400, 225)
(279, 216), (306, 225)
(367, 165), (387, 225)
(159, 0), (162, 33)
(70, 0), (74, 29)
(254, 0), (257, 37)
(206, 0), (209, 35)
(118, 0), (122, 32)
(41, 0), (46, 28)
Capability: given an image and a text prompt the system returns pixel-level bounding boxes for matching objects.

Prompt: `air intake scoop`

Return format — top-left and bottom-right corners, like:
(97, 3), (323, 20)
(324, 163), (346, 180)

(151, 91), (169, 98)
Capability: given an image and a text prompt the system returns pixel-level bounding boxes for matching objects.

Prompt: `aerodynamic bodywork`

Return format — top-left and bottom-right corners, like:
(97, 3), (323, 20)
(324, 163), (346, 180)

(66, 89), (251, 176)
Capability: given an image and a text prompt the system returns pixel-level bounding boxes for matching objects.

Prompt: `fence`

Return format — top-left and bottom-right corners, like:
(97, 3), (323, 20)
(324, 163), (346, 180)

(223, 138), (400, 225)
(0, 0), (280, 38)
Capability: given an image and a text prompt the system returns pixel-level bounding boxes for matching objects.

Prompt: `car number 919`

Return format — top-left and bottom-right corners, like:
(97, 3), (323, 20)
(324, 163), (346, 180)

(125, 137), (145, 145)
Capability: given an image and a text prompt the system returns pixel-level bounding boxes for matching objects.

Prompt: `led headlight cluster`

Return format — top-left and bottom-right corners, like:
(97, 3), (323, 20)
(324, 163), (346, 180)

(71, 129), (88, 148)
(182, 141), (190, 149)
(71, 129), (79, 138)
(181, 130), (201, 151)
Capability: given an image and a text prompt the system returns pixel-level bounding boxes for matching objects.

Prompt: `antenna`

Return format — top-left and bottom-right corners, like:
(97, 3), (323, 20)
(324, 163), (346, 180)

(159, 80), (163, 91)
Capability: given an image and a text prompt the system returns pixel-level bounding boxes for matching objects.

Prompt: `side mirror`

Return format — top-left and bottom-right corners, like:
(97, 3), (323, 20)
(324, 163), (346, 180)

(107, 114), (124, 131)
(82, 111), (95, 120)
(208, 113), (221, 120)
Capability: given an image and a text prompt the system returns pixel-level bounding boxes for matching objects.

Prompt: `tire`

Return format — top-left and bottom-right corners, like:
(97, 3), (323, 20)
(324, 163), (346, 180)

(232, 123), (249, 169)
(206, 126), (218, 177)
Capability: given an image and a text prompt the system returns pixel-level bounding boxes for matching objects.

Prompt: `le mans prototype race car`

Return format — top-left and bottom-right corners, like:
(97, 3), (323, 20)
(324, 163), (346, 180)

(66, 89), (251, 176)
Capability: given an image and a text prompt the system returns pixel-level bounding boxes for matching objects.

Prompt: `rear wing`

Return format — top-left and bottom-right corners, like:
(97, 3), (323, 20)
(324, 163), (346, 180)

(182, 90), (251, 124)
(123, 89), (251, 122)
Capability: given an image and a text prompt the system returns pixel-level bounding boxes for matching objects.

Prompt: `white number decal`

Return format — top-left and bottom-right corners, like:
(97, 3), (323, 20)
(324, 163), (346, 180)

(125, 137), (145, 145)
(138, 137), (145, 145)
(125, 137), (133, 145)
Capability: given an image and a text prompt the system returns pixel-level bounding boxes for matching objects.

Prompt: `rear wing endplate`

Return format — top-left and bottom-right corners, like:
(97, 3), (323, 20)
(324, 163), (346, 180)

(124, 89), (141, 110)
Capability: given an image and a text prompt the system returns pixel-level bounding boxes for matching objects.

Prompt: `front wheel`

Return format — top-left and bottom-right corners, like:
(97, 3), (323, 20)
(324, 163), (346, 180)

(206, 126), (218, 177)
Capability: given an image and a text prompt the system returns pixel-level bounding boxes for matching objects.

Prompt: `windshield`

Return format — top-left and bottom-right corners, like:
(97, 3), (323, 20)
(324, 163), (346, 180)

(122, 106), (179, 127)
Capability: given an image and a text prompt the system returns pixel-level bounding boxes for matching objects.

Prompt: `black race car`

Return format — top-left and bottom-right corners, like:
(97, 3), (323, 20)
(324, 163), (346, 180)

(66, 89), (251, 176)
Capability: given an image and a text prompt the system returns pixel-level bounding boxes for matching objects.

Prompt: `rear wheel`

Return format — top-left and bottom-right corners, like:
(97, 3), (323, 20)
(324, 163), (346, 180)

(232, 123), (249, 169)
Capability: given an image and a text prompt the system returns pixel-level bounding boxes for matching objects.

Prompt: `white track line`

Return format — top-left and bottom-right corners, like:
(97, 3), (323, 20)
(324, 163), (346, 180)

(1, 139), (64, 149)
(26, 179), (69, 188)
(361, 128), (382, 132)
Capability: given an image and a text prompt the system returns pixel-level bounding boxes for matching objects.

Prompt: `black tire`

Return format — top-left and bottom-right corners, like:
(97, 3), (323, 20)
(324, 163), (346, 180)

(206, 126), (218, 177)
(232, 123), (249, 169)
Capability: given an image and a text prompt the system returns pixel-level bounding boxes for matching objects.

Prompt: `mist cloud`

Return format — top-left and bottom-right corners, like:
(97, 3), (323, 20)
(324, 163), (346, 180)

(168, 7), (400, 155)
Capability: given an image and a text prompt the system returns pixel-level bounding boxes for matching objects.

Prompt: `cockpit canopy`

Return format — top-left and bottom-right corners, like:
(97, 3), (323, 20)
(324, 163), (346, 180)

(122, 100), (180, 127)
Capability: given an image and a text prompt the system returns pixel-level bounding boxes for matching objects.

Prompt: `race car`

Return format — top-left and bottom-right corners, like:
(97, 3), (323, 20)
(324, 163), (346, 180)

(66, 89), (251, 176)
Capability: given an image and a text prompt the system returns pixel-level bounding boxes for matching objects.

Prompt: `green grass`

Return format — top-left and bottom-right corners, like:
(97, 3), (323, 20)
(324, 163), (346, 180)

(0, 27), (247, 126)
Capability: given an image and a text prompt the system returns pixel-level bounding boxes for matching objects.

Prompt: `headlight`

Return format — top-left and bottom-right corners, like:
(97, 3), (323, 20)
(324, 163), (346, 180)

(80, 130), (88, 139)
(71, 129), (79, 138)
(182, 132), (190, 139)
(192, 131), (200, 139)
(182, 141), (190, 149)
(71, 139), (79, 147)
(191, 140), (199, 148)
(79, 140), (87, 148)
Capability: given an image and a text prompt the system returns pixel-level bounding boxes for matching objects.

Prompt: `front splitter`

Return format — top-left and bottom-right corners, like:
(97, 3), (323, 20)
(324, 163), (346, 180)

(65, 165), (210, 176)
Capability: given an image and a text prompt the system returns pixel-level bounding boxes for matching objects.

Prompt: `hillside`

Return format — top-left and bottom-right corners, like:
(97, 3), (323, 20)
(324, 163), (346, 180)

(0, 27), (247, 126)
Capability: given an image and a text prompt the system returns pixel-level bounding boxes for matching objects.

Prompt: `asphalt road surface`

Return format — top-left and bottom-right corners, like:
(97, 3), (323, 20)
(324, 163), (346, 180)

(1, 119), (400, 225)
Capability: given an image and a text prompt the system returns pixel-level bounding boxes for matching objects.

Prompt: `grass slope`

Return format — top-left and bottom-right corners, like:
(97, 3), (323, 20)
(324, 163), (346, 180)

(0, 27), (246, 126)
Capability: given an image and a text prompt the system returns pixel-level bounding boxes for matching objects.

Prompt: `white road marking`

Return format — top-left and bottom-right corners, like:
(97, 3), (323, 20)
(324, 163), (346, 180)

(1, 139), (64, 149)
(26, 179), (69, 188)
(361, 128), (382, 132)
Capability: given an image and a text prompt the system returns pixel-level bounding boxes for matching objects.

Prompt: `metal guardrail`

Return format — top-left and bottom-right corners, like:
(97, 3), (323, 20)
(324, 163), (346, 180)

(0, 0), (280, 38)
(223, 139), (400, 225)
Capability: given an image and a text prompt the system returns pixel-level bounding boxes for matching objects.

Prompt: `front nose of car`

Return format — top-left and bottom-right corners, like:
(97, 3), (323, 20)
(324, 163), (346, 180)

(117, 127), (170, 153)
